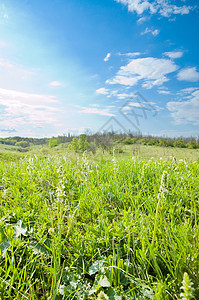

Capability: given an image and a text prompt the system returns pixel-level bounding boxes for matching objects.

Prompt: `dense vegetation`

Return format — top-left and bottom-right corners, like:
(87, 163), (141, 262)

(0, 133), (199, 152)
(0, 147), (198, 299)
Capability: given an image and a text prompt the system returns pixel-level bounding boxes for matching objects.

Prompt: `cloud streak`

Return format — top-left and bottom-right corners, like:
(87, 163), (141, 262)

(96, 88), (110, 95)
(104, 53), (111, 62)
(76, 105), (115, 116)
(0, 58), (13, 68)
(49, 81), (62, 87)
(0, 88), (61, 130)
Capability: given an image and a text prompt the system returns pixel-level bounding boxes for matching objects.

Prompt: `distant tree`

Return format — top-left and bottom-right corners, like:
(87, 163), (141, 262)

(68, 135), (89, 152)
(48, 137), (58, 148)
(78, 134), (89, 152)
(187, 140), (198, 149)
(93, 133), (115, 152)
(174, 139), (186, 148)
(68, 137), (79, 152)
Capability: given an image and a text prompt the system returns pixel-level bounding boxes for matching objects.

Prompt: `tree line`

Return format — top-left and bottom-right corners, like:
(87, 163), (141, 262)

(0, 132), (199, 152)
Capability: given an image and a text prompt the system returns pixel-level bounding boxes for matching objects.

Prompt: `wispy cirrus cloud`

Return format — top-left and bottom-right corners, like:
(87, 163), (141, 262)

(96, 87), (133, 100)
(49, 81), (62, 87)
(0, 58), (13, 68)
(76, 105), (115, 116)
(0, 57), (36, 85)
(115, 0), (193, 17)
(117, 52), (142, 58)
(0, 128), (16, 133)
(0, 88), (61, 130)
(117, 93), (131, 99)
(178, 87), (198, 95)
(158, 89), (171, 95)
(137, 16), (148, 23)
(167, 89), (199, 125)
(106, 57), (178, 89)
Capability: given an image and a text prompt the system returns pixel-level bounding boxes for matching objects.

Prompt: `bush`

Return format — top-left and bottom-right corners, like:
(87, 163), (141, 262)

(15, 141), (30, 148)
(174, 140), (186, 148)
(17, 147), (29, 152)
(68, 135), (89, 152)
(122, 137), (136, 145)
(187, 141), (198, 149)
(48, 137), (58, 148)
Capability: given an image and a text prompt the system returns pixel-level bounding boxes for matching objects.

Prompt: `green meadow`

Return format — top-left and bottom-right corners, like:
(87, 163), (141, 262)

(0, 144), (198, 299)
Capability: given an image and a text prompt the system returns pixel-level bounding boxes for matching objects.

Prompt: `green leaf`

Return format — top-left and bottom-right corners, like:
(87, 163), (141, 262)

(107, 287), (122, 300)
(0, 227), (6, 241)
(0, 241), (11, 257)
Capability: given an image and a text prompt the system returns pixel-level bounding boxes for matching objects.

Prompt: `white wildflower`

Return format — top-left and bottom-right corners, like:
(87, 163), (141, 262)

(158, 170), (169, 200)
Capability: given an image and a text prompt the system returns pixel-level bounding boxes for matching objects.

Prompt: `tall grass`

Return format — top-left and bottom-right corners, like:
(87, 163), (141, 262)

(0, 152), (198, 299)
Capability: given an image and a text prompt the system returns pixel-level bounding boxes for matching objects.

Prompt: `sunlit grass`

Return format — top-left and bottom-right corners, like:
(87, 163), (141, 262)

(0, 149), (198, 299)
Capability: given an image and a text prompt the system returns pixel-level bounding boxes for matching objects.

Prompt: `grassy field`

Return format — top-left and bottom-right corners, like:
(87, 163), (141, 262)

(0, 145), (198, 299)
(1, 142), (199, 162)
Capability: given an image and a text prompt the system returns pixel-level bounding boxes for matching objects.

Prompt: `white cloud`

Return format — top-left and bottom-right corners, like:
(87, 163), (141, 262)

(167, 89), (199, 125)
(117, 93), (131, 99)
(151, 29), (160, 36)
(0, 58), (13, 68)
(77, 105), (115, 117)
(90, 104), (100, 107)
(164, 51), (183, 59)
(104, 53), (111, 62)
(96, 87), (110, 95)
(141, 27), (160, 36)
(115, 0), (193, 17)
(106, 57), (178, 89)
(107, 75), (139, 86)
(158, 90), (171, 95)
(49, 81), (62, 87)
(179, 87), (198, 94)
(177, 67), (199, 82)
(115, 0), (156, 15)
(0, 88), (61, 129)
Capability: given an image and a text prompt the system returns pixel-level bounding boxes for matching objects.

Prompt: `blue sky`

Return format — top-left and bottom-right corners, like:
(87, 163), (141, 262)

(0, 0), (199, 137)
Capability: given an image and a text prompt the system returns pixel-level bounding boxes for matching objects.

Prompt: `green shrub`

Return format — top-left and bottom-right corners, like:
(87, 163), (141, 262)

(68, 134), (89, 152)
(187, 140), (198, 149)
(15, 141), (30, 148)
(48, 137), (58, 148)
(122, 137), (136, 144)
(174, 139), (186, 148)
